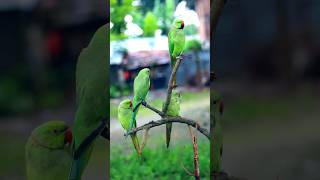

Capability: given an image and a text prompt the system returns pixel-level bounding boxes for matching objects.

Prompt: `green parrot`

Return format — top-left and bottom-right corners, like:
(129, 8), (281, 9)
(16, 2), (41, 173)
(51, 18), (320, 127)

(25, 121), (73, 180)
(168, 19), (185, 86)
(211, 91), (224, 174)
(163, 89), (181, 148)
(69, 24), (109, 180)
(129, 68), (151, 130)
(118, 99), (141, 155)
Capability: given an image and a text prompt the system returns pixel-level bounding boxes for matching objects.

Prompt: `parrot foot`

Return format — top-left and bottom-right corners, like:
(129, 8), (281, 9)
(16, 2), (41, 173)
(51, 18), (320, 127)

(141, 100), (147, 106)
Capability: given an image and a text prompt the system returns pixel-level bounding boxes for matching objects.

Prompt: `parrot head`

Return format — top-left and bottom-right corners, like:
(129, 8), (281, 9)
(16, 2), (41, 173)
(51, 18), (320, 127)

(119, 99), (133, 110)
(138, 68), (150, 76)
(118, 99), (133, 130)
(30, 121), (73, 149)
(174, 19), (184, 29)
(172, 90), (181, 100)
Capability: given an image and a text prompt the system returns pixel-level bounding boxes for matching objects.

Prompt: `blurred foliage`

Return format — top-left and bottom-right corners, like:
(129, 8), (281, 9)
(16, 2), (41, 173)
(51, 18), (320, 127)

(38, 90), (64, 109)
(153, 0), (175, 34)
(110, 0), (136, 34)
(185, 39), (202, 52)
(0, 77), (35, 115)
(184, 24), (198, 35)
(143, 12), (158, 37)
(110, 84), (131, 98)
(110, 142), (210, 179)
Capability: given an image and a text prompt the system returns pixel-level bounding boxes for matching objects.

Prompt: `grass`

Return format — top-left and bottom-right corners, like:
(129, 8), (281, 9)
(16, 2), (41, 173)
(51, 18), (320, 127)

(110, 141), (210, 179)
(0, 133), (27, 179)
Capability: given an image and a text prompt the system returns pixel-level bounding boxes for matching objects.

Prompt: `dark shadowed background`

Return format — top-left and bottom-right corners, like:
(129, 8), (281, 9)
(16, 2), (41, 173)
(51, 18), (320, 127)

(0, 0), (107, 179)
(213, 0), (320, 179)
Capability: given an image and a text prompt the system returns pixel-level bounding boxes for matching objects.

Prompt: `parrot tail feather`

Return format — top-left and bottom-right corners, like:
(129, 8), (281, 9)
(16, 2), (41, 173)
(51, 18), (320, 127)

(69, 159), (81, 180)
(166, 122), (172, 148)
(130, 133), (141, 155)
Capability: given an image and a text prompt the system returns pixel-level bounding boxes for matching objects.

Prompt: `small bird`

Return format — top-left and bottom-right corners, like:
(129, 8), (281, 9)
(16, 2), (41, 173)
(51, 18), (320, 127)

(25, 121), (73, 180)
(163, 90), (181, 148)
(118, 99), (141, 155)
(129, 68), (151, 130)
(211, 91), (224, 174)
(168, 19), (185, 86)
(69, 24), (109, 180)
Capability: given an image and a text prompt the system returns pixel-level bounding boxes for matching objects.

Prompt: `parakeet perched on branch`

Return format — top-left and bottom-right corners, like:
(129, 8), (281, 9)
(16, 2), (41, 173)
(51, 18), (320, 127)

(69, 24), (109, 180)
(129, 68), (150, 130)
(211, 91), (224, 174)
(118, 99), (141, 155)
(25, 121), (73, 180)
(168, 19), (185, 86)
(163, 90), (181, 148)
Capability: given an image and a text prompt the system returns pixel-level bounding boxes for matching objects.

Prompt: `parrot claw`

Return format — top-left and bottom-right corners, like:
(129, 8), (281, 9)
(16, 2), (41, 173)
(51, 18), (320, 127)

(141, 100), (147, 106)
(171, 84), (178, 89)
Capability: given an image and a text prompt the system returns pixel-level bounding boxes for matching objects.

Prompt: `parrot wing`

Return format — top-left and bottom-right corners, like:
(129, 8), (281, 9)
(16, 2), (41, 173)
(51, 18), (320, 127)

(69, 24), (109, 180)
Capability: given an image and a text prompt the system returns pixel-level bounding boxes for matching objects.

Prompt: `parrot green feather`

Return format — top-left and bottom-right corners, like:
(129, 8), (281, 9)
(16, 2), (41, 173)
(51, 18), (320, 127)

(129, 68), (151, 130)
(118, 99), (141, 155)
(168, 19), (185, 86)
(163, 90), (181, 148)
(25, 121), (72, 180)
(211, 91), (223, 174)
(69, 24), (109, 180)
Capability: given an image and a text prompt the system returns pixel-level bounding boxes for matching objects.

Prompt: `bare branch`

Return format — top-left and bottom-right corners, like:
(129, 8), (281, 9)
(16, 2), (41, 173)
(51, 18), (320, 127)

(142, 102), (165, 117)
(162, 56), (183, 114)
(188, 126), (200, 180)
(124, 116), (210, 139)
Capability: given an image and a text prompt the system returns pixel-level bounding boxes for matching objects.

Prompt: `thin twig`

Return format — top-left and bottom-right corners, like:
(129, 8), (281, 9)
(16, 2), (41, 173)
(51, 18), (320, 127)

(180, 161), (194, 177)
(124, 117), (210, 139)
(142, 102), (165, 117)
(140, 128), (149, 150)
(162, 56), (183, 114)
(188, 126), (200, 180)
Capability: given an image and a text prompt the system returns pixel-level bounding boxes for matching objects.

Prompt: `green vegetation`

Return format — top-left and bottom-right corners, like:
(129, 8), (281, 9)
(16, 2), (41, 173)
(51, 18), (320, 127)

(110, 142), (210, 179)
(143, 12), (158, 37)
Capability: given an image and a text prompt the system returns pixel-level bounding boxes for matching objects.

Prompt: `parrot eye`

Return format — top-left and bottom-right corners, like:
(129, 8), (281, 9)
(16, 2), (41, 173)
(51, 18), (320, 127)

(53, 129), (58, 134)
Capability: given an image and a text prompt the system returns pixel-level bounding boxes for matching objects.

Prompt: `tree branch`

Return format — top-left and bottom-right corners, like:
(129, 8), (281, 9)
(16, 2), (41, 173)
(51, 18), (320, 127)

(188, 126), (200, 180)
(124, 117), (210, 139)
(162, 56), (183, 114)
(142, 102), (165, 117)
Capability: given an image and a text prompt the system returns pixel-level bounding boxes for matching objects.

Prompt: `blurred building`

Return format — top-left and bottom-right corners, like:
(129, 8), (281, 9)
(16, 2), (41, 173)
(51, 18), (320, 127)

(195, 0), (210, 42)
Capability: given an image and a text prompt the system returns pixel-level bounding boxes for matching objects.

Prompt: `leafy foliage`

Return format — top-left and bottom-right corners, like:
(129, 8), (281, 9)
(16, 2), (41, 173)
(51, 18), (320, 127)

(185, 39), (202, 52)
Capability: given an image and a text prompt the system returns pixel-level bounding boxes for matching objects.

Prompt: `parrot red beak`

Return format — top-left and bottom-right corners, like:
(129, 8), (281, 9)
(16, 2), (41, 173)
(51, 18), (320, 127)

(180, 21), (184, 29)
(129, 101), (132, 108)
(64, 128), (73, 144)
